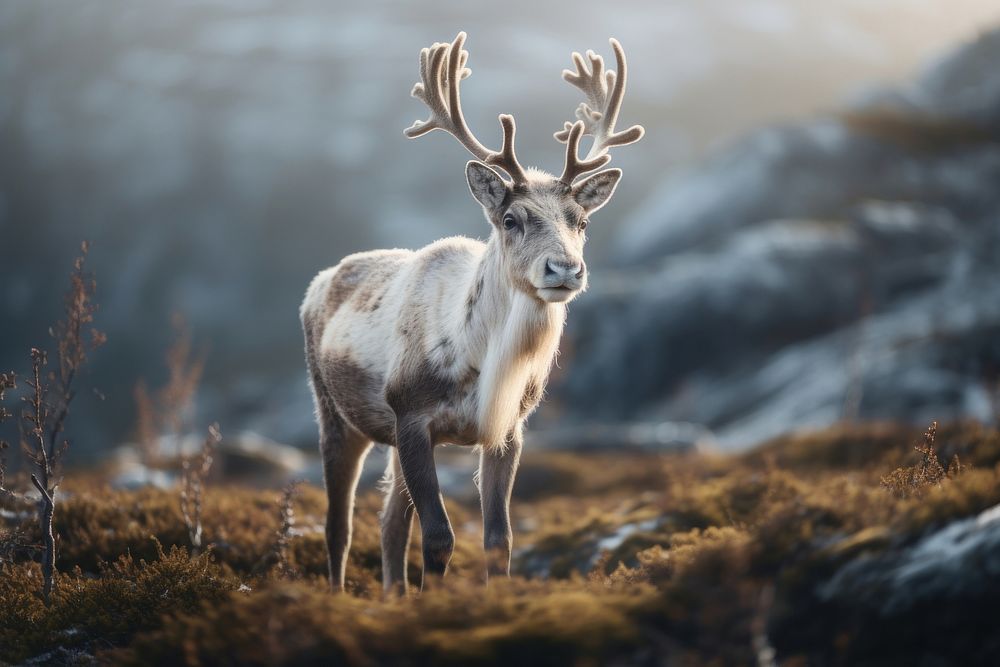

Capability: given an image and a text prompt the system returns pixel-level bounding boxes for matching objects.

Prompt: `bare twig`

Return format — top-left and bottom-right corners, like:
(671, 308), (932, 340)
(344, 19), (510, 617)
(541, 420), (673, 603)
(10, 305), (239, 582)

(0, 525), (35, 571)
(30, 472), (56, 605)
(181, 423), (220, 554)
(0, 372), (16, 502)
(21, 348), (58, 605)
(22, 349), (50, 487)
(880, 421), (959, 498)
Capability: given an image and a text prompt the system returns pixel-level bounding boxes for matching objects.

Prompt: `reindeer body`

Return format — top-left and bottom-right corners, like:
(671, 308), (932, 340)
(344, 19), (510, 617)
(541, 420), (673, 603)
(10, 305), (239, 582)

(301, 234), (562, 455)
(302, 32), (642, 593)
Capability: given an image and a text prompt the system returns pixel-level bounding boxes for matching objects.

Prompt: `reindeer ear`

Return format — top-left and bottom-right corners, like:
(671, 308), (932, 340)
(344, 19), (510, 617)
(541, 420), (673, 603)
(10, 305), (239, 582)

(466, 161), (508, 210)
(572, 168), (621, 213)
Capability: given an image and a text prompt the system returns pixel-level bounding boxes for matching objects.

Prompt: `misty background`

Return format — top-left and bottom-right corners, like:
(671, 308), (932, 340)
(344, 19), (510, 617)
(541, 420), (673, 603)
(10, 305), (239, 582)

(2, 0), (1000, 463)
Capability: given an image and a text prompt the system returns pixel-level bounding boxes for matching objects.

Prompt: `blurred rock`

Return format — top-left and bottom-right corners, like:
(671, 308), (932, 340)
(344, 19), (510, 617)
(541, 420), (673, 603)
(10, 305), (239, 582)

(771, 502), (1000, 663)
(112, 463), (175, 491)
(111, 430), (310, 489)
(525, 421), (712, 453)
(214, 430), (308, 482)
(553, 29), (1000, 448)
(820, 503), (1000, 613)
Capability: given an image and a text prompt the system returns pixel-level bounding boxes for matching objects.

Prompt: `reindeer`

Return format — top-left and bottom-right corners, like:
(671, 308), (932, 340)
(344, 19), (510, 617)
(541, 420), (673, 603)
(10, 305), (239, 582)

(301, 32), (643, 594)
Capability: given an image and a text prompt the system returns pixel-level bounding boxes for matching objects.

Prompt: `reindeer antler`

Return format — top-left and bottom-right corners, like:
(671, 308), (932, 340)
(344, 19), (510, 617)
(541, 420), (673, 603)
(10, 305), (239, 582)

(556, 38), (644, 184)
(405, 32), (528, 185)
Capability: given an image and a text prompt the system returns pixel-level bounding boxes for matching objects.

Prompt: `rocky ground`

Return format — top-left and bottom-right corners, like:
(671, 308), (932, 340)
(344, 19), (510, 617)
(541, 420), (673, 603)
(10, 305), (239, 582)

(2, 420), (999, 665)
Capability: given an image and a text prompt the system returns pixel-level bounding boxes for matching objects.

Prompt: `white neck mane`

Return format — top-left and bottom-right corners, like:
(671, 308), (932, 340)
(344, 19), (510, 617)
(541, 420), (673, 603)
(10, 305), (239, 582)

(460, 237), (566, 448)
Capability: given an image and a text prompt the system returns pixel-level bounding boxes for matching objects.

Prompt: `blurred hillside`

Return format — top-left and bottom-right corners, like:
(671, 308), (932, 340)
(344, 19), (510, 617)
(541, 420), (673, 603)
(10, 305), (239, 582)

(555, 28), (1000, 447)
(1, 1), (1000, 456)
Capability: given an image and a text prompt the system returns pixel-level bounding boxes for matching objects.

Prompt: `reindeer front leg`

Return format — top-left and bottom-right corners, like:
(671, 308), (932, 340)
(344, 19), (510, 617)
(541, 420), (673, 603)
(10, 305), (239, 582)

(479, 430), (523, 580)
(380, 449), (414, 596)
(395, 417), (455, 589)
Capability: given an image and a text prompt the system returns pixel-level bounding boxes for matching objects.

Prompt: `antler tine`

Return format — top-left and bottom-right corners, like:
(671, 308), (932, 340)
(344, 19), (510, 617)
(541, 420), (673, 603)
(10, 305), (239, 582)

(559, 121), (611, 185)
(593, 39), (644, 157)
(405, 42), (450, 139)
(485, 114), (528, 184)
(404, 32), (528, 184)
(555, 38), (645, 182)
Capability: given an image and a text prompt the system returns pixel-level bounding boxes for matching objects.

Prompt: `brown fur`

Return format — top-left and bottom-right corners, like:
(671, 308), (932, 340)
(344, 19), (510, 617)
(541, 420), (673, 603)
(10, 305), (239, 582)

(324, 355), (396, 446)
(465, 274), (484, 324)
(352, 262), (397, 312)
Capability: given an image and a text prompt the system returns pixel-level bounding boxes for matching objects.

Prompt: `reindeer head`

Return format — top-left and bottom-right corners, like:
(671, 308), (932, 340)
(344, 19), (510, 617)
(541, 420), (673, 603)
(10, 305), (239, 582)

(405, 33), (644, 304)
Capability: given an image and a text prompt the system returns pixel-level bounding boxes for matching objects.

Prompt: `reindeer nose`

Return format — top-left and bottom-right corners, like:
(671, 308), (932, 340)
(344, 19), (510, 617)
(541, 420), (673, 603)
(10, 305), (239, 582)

(545, 259), (585, 281)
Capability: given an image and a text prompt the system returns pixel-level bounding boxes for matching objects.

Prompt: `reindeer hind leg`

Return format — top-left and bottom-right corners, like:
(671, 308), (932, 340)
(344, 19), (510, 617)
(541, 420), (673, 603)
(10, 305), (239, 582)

(317, 403), (371, 592)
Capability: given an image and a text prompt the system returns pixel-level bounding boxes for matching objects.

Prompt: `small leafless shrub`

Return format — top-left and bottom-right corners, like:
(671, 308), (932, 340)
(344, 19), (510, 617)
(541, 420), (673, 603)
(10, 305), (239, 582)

(880, 421), (963, 498)
(180, 423), (220, 554)
(250, 480), (307, 577)
(0, 372), (14, 420)
(0, 372), (21, 567)
(0, 525), (33, 571)
(15, 243), (105, 604)
(273, 480), (301, 578)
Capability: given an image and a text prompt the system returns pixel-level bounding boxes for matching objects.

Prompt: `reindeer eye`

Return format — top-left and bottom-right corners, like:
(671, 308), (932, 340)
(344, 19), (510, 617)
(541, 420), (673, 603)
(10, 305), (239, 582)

(580, 219), (589, 231)
(503, 213), (518, 231)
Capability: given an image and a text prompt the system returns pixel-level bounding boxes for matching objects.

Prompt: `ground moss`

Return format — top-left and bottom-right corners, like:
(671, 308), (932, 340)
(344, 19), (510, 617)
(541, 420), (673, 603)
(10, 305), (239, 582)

(0, 543), (238, 663)
(1, 421), (997, 665)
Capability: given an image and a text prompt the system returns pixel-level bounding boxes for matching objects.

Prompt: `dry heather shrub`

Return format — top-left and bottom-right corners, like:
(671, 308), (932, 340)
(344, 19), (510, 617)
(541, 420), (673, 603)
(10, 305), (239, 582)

(261, 480), (301, 578)
(894, 466), (1000, 534)
(180, 423), (221, 554)
(0, 371), (15, 503)
(46, 242), (106, 453)
(274, 481), (300, 576)
(880, 422), (963, 498)
(134, 315), (205, 465)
